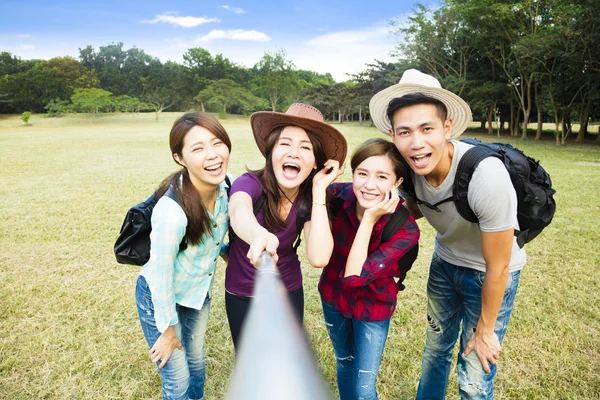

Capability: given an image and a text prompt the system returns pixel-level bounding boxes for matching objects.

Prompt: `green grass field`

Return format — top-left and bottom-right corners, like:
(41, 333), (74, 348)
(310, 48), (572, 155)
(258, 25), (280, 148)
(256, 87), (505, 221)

(1, 113), (599, 399)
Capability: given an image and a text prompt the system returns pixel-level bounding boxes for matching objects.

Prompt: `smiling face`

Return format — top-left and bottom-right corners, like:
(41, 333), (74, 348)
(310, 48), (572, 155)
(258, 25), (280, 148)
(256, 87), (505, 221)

(352, 155), (401, 211)
(390, 103), (453, 186)
(270, 125), (317, 193)
(174, 125), (230, 192)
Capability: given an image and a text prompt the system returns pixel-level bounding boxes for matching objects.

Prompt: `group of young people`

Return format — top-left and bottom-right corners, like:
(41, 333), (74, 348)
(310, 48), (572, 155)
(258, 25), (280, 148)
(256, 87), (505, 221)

(134, 69), (526, 400)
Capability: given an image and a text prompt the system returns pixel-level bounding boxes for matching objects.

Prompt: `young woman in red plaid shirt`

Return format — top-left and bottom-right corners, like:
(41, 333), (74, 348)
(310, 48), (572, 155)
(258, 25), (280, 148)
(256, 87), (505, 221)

(318, 138), (420, 400)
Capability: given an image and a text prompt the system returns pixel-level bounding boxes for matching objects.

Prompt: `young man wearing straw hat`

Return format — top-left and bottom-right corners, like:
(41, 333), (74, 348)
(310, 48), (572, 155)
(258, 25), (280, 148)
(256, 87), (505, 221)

(369, 70), (526, 399)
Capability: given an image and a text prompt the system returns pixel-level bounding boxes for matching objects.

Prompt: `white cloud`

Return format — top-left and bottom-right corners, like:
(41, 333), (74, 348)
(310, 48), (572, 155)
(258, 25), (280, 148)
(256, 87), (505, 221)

(220, 5), (246, 15)
(285, 25), (400, 81)
(142, 14), (219, 28)
(305, 26), (393, 48)
(20, 44), (36, 50)
(0, 33), (32, 40)
(195, 29), (271, 43)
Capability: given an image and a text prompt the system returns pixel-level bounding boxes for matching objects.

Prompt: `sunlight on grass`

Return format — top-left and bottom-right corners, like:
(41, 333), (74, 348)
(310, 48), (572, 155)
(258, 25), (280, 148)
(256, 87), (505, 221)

(1, 113), (599, 399)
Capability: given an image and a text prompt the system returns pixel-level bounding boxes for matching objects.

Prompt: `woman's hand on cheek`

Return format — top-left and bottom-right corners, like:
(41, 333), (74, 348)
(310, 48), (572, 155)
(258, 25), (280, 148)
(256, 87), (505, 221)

(363, 189), (400, 224)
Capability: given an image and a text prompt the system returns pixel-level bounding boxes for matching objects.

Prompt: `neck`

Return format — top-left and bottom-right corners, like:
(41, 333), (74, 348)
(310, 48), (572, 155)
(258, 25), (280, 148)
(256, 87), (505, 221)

(425, 141), (454, 187)
(279, 185), (299, 204)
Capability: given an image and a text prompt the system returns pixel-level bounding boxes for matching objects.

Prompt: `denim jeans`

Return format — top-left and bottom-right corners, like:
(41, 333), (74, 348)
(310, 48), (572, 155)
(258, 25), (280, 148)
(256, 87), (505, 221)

(321, 298), (390, 400)
(136, 275), (210, 400)
(416, 254), (521, 400)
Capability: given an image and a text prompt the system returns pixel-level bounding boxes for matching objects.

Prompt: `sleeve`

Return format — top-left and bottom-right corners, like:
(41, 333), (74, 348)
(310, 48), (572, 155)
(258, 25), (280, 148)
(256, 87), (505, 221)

(230, 172), (263, 202)
(340, 215), (420, 288)
(144, 197), (187, 333)
(468, 157), (518, 232)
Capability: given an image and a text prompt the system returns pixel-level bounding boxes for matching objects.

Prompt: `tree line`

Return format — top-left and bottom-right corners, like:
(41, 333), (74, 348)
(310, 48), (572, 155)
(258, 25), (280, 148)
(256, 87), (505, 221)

(393, 0), (600, 143)
(1, 0), (598, 143)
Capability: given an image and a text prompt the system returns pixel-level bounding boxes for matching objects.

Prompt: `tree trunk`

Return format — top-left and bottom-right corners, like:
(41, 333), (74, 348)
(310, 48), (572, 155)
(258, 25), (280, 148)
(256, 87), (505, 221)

(487, 104), (494, 135)
(576, 101), (590, 143)
(535, 81), (542, 140)
(201, 102), (205, 112)
(359, 105), (363, 125)
(561, 113), (572, 144)
(338, 109), (342, 124)
(536, 108), (543, 140)
(509, 99), (517, 137)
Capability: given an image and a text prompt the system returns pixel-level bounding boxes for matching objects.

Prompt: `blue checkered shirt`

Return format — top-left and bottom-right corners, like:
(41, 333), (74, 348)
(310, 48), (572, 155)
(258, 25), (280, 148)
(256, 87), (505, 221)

(140, 182), (229, 333)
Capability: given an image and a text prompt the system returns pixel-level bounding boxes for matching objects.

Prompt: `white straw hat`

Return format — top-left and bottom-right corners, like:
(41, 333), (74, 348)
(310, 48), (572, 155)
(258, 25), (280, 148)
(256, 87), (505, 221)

(369, 69), (472, 139)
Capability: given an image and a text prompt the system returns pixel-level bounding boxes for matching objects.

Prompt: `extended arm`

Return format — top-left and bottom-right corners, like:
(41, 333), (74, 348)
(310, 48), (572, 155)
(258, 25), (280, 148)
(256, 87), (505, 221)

(229, 191), (279, 266)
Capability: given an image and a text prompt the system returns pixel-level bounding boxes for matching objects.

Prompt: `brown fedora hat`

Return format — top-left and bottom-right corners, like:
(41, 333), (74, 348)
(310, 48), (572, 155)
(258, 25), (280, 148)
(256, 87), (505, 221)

(250, 103), (347, 164)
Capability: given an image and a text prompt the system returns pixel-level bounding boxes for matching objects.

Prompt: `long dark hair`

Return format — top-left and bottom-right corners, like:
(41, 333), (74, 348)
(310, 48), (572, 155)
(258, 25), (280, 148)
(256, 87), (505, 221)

(251, 126), (327, 232)
(155, 112), (232, 245)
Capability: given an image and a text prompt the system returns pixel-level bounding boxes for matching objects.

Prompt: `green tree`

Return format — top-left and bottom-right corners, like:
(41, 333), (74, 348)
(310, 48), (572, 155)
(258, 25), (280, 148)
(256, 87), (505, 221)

(70, 88), (113, 120)
(21, 111), (31, 126)
(44, 98), (70, 117)
(194, 79), (263, 115)
(254, 50), (298, 111)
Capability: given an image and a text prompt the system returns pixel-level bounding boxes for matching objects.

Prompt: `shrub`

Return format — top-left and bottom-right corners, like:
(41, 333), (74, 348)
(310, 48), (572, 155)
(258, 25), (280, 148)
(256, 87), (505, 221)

(21, 111), (32, 126)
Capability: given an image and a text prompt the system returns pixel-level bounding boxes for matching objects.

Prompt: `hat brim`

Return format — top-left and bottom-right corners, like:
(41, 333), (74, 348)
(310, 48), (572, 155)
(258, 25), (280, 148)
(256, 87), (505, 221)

(250, 112), (347, 164)
(369, 83), (473, 139)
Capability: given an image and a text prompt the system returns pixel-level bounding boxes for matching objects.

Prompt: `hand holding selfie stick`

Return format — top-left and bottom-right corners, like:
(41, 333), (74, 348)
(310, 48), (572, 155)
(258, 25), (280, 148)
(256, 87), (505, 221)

(226, 251), (333, 400)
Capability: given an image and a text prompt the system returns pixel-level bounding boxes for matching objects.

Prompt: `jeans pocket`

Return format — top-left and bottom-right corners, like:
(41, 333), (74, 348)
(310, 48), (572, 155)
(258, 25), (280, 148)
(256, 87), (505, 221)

(475, 270), (485, 287)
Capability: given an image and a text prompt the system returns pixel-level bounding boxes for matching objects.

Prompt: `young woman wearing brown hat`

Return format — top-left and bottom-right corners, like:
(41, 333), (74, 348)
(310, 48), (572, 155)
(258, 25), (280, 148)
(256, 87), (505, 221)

(225, 103), (348, 350)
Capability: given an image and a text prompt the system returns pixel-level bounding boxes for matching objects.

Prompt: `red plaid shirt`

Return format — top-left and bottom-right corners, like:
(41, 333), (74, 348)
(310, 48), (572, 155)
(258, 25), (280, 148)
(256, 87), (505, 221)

(318, 183), (420, 321)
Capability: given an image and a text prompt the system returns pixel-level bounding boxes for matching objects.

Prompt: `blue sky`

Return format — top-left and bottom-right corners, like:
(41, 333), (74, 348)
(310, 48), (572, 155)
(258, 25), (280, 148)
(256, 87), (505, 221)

(0, 0), (439, 81)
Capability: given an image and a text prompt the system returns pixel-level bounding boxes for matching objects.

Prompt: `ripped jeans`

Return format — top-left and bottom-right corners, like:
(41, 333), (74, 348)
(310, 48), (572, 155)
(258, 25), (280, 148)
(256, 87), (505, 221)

(416, 254), (520, 400)
(136, 275), (210, 400)
(321, 298), (390, 400)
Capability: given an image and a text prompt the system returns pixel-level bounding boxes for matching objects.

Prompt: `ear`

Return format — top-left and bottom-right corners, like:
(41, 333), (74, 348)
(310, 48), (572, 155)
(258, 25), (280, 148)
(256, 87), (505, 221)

(388, 129), (394, 137)
(173, 153), (185, 167)
(395, 177), (404, 187)
(444, 118), (454, 140)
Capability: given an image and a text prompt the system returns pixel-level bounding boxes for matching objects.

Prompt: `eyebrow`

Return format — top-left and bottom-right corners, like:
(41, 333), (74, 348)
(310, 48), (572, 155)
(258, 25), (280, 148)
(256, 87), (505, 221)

(279, 136), (312, 144)
(356, 167), (392, 175)
(394, 121), (435, 131)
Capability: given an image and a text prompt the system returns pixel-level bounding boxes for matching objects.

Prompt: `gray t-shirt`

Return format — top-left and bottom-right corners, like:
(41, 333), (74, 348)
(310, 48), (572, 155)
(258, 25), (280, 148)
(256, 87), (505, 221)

(412, 140), (526, 272)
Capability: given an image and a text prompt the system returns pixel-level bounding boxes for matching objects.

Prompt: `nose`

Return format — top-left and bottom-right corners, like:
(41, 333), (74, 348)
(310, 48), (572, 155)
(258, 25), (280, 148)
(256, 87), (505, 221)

(288, 143), (300, 158)
(364, 176), (377, 189)
(410, 132), (425, 150)
(206, 145), (218, 159)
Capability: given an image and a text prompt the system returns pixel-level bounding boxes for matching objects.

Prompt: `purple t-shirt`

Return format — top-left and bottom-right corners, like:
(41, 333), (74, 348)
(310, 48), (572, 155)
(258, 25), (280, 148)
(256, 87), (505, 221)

(225, 172), (311, 296)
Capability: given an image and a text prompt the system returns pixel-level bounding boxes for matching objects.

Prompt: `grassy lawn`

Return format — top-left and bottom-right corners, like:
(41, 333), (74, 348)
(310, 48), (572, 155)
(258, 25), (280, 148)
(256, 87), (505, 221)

(1, 113), (599, 399)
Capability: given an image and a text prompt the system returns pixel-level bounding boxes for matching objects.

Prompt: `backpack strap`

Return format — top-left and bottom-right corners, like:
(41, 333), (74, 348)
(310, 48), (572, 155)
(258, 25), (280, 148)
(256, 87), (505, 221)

(381, 206), (410, 242)
(253, 193), (266, 216)
(400, 163), (453, 213)
(224, 175), (232, 197)
(452, 146), (502, 223)
(163, 186), (188, 252)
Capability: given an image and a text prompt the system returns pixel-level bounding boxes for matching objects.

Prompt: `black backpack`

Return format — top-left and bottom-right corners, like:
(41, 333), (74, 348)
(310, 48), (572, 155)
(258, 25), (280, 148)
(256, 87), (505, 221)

(401, 139), (556, 248)
(328, 195), (419, 290)
(114, 176), (231, 266)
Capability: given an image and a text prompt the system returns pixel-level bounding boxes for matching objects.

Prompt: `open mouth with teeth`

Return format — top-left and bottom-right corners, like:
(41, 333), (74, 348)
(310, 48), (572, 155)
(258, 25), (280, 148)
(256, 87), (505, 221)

(411, 153), (432, 168)
(282, 162), (301, 179)
(360, 191), (381, 201)
(204, 162), (223, 176)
